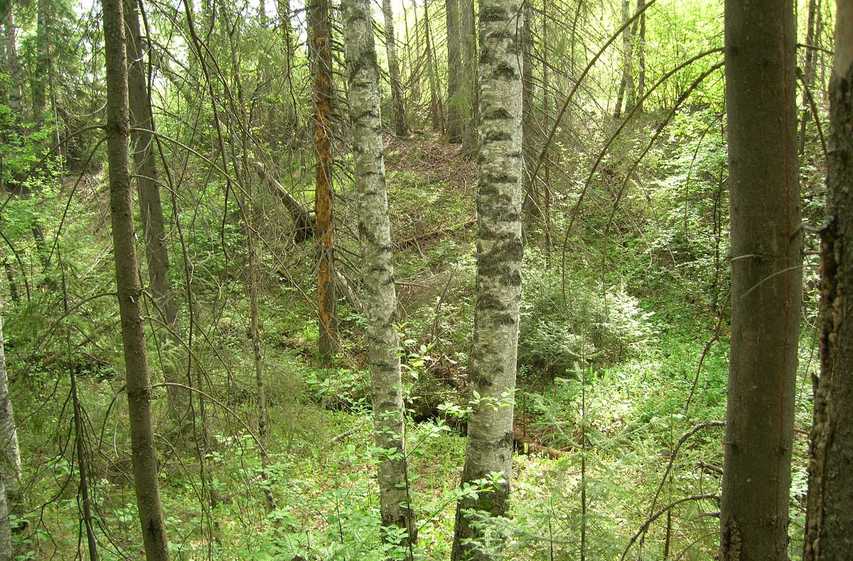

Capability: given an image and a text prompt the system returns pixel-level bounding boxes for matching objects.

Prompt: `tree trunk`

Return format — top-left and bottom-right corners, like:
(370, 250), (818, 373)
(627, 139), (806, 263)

(460, 0), (477, 154)
(719, 0), (801, 560)
(521, 0), (536, 220)
(423, 0), (444, 132)
(450, 0), (524, 557)
(0, 307), (21, 560)
(124, 0), (186, 426)
(445, 0), (463, 143)
(614, 0), (634, 119)
(798, 0), (822, 154)
(101, 0), (170, 558)
(32, 0), (49, 123)
(342, 0), (417, 554)
(635, 0), (646, 112)
(2, 3), (22, 117)
(803, 3), (853, 560)
(309, 0), (337, 364)
(382, 0), (410, 137)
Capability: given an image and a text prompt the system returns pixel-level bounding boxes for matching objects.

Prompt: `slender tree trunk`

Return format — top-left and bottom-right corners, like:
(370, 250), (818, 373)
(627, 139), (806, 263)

(342, 0), (417, 554)
(445, 0), (463, 143)
(521, 0), (536, 221)
(614, 0), (634, 119)
(635, 0), (646, 112)
(719, 0), (801, 559)
(0, 306), (21, 561)
(309, 0), (337, 364)
(460, 0), (477, 154)
(3, 4), (21, 117)
(799, 0), (822, 154)
(423, 0), (443, 132)
(32, 0), (49, 123)
(803, 3), (853, 559)
(402, 0), (421, 106)
(70, 367), (100, 561)
(450, 0), (524, 557)
(541, 0), (552, 262)
(276, 0), (299, 127)
(124, 0), (186, 426)
(101, 0), (170, 558)
(382, 0), (410, 137)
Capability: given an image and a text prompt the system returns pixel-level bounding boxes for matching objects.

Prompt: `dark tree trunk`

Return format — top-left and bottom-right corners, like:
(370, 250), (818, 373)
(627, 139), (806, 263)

(719, 0), (801, 560)
(803, 4), (853, 560)
(101, 0), (170, 558)
(460, 0), (477, 154)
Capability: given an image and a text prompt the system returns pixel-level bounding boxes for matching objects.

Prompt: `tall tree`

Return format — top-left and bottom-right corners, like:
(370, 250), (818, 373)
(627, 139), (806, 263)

(342, 0), (417, 554)
(101, 0), (170, 558)
(445, 0), (463, 143)
(381, 0), (410, 137)
(798, 0), (822, 154)
(719, 0), (801, 559)
(614, 0), (634, 118)
(521, 0), (536, 219)
(0, 302), (21, 561)
(450, 0), (523, 557)
(3, 1), (22, 116)
(32, 0), (50, 123)
(423, 0), (443, 132)
(124, 0), (186, 425)
(803, 2), (853, 559)
(309, 0), (337, 364)
(459, 0), (477, 154)
(634, 0), (647, 111)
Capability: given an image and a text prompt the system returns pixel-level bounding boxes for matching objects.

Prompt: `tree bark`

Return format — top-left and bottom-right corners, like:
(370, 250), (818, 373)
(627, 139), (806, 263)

(719, 0), (801, 560)
(342, 0), (417, 554)
(124, 0), (186, 426)
(309, 0), (337, 364)
(634, 0), (646, 112)
(521, 0), (536, 220)
(382, 0), (410, 137)
(101, 0), (170, 558)
(423, 0), (444, 132)
(803, 3), (853, 559)
(445, 0), (463, 143)
(450, 0), (523, 557)
(798, 0), (822, 154)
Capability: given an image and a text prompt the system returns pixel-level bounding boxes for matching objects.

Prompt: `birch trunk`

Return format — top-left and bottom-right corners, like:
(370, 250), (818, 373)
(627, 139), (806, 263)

(101, 0), (170, 558)
(803, 3), (853, 559)
(0, 307), (21, 561)
(342, 0), (416, 554)
(381, 0), (410, 137)
(451, 0), (523, 557)
(719, 0), (801, 559)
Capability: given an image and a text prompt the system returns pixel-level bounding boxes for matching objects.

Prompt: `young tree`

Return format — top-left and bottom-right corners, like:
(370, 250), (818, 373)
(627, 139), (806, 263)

(719, 0), (801, 559)
(309, 0), (337, 364)
(803, 3), (853, 560)
(460, 0), (476, 154)
(124, 0), (186, 425)
(381, 0), (410, 137)
(342, 0), (417, 553)
(450, 0), (523, 557)
(101, 0), (170, 558)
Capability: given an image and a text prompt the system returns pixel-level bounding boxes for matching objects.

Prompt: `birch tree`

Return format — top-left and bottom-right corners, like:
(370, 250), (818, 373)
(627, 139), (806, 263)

(101, 0), (170, 557)
(803, 2), (853, 559)
(343, 0), (416, 554)
(451, 0), (523, 557)
(0, 305), (20, 561)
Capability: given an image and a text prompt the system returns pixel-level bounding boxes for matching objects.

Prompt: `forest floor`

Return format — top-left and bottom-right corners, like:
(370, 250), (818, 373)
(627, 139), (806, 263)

(23, 134), (815, 561)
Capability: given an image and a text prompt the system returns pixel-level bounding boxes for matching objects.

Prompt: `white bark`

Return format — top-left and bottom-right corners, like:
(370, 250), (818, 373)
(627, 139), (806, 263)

(451, 0), (524, 558)
(343, 0), (416, 554)
(0, 306), (21, 561)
